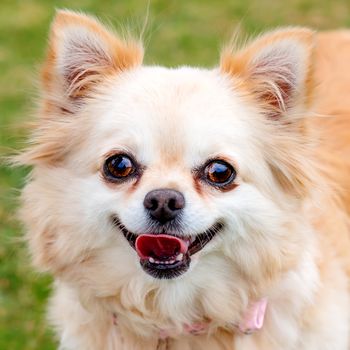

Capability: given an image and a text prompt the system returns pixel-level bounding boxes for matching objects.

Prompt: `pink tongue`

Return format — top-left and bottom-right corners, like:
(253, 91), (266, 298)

(135, 234), (188, 260)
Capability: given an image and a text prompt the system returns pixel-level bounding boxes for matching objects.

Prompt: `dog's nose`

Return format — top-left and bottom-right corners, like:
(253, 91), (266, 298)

(143, 189), (185, 224)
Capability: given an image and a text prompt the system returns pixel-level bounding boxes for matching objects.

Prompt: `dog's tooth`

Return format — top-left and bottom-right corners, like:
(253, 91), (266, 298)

(150, 258), (180, 265)
(176, 253), (184, 261)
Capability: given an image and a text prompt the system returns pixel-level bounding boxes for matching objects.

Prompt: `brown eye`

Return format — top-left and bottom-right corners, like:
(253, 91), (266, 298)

(104, 154), (136, 180)
(204, 160), (236, 186)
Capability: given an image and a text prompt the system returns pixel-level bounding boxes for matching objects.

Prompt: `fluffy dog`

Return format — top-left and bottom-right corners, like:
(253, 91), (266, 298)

(18, 10), (350, 350)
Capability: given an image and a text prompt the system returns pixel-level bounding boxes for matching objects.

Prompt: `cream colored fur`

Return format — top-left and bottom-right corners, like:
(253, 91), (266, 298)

(18, 10), (350, 350)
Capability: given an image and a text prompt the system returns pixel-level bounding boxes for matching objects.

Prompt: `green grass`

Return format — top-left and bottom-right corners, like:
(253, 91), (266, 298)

(1, 0), (349, 348)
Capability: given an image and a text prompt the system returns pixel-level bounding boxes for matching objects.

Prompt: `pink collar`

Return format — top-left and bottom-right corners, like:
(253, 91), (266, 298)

(238, 298), (268, 334)
(113, 298), (268, 338)
(180, 298), (268, 337)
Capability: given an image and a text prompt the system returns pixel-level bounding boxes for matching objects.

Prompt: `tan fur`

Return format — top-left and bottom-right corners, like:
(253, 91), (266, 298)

(313, 31), (350, 214)
(18, 10), (143, 166)
(18, 11), (350, 350)
(43, 10), (143, 97)
(221, 28), (315, 109)
(310, 32), (350, 274)
(221, 29), (319, 200)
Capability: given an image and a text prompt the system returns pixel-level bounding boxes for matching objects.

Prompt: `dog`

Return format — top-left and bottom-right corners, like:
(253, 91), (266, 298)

(18, 10), (350, 350)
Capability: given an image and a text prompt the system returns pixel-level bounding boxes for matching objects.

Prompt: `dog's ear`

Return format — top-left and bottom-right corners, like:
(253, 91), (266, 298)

(221, 29), (317, 197)
(15, 11), (143, 166)
(220, 28), (315, 119)
(42, 10), (143, 103)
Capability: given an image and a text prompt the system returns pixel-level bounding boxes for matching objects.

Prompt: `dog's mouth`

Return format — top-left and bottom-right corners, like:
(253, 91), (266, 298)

(113, 218), (223, 279)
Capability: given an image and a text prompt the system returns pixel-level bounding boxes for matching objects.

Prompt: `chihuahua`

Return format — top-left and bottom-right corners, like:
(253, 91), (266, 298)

(18, 10), (350, 350)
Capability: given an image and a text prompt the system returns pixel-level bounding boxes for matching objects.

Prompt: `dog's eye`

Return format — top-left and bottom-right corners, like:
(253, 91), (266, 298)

(204, 160), (236, 186)
(104, 154), (136, 180)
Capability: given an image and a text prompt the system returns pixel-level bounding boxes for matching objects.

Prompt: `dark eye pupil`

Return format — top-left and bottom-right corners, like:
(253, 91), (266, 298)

(206, 161), (235, 184)
(113, 157), (129, 170)
(105, 155), (134, 179)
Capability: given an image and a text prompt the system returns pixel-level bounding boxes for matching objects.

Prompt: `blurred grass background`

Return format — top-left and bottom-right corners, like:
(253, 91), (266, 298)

(1, 0), (350, 348)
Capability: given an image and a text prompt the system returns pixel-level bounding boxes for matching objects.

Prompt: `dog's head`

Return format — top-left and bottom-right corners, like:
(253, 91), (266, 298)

(20, 10), (317, 320)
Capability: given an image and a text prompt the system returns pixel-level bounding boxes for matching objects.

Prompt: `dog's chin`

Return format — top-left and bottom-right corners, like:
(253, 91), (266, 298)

(112, 217), (223, 279)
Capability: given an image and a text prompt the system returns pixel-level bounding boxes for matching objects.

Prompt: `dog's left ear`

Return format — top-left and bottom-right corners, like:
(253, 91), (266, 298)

(220, 28), (315, 119)
(221, 29), (317, 197)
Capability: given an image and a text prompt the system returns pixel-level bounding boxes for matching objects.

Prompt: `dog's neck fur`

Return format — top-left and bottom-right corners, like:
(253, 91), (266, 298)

(53, 207), (317, 332)
(51, 232), (320, 349)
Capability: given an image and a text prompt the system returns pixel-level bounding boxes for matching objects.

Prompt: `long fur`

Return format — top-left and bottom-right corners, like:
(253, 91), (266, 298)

(18, 10), (350, 350)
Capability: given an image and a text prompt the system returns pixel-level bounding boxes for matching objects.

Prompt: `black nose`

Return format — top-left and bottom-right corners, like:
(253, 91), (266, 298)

(143, 189), (185, 224)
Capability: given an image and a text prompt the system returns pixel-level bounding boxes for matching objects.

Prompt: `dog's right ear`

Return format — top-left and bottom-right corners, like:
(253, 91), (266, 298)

(43, 10), (143, 106)
(13, 11), (143, 166)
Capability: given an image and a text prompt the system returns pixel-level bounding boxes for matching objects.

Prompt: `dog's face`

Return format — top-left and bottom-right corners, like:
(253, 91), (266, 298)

(21, 11), (315, 316)
(75, 66), (272, 279)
